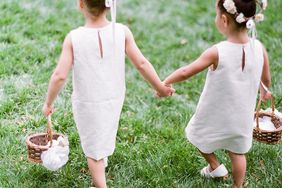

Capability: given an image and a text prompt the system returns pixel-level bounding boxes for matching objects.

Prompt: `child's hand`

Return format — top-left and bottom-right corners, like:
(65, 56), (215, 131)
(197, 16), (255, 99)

(155, 83), (175, 97)
(42, 103), (54, 117)
(260, 90), (272, 102)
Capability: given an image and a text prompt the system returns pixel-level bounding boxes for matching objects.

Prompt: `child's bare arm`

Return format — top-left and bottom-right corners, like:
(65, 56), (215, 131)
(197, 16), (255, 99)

(164, 46), (218, 85)
(260, 45), (271, 101)
(43, 33), (73, 116)
(124, 25), (174, 97)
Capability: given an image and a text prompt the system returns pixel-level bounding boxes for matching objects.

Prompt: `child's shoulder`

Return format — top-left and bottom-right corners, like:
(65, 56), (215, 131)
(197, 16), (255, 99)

(68, 26), (84, 36)
(69, 22), (126, 32)
(116, 23), (131, 33)
(215, 39), (264, 47)
(68, 23), (134, 42)
(214, 40), (230, 47)
(253, 39), (264, 48)
(116, 23), (135, 39)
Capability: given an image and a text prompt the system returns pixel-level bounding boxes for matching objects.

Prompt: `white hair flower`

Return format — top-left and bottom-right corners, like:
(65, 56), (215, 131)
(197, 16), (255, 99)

(246, 19), (255, 29)
(236, 13), (246, 23)
(261, 0), (268, 10)
(255, 13), (265, 22)
(223, 0), (237, 14)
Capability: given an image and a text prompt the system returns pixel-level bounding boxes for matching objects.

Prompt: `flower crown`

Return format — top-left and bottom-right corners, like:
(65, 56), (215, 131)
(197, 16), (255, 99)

(223, 0), (267, 29)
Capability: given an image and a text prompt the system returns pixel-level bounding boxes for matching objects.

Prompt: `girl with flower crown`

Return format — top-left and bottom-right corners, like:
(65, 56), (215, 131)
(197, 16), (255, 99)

(42, 0), (174, 187)
(163, 0), (271, 187)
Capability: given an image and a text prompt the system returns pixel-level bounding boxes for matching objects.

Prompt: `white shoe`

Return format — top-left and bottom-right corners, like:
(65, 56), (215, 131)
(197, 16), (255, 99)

(200, 164), (228, 179)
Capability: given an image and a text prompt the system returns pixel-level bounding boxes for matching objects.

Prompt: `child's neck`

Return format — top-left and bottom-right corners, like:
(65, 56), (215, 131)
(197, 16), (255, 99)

(226, 29), (249, 44)
(84, 13), (110, 28)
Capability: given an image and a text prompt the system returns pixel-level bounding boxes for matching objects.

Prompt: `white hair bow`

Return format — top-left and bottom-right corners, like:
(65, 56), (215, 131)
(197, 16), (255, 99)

(246, 19), (257, 49)
(105, 0), (116, 47)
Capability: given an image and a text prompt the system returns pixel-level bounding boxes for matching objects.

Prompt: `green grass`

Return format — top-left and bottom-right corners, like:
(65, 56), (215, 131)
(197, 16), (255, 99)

(0, 0), (281, 187)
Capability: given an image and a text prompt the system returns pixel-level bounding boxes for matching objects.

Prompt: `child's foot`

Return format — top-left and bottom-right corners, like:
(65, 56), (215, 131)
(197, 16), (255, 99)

(200, 164), (228, 180)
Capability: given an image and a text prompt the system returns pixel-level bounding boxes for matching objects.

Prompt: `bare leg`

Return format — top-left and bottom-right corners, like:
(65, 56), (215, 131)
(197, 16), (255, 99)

(199, 151), (220, 170)
(228, 152), (246, 188)
(87, 158), (107, 188)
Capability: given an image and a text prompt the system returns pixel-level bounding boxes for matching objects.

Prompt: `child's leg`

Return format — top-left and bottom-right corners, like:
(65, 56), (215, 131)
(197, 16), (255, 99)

(199, 151), (220, 170)
(228, 152), (246, 188)
(87, 158), (107, 188)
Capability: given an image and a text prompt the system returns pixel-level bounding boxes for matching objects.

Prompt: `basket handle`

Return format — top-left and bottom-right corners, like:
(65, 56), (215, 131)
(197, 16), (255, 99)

(46, 115), (53, 147)
(255, 94), (275, 129)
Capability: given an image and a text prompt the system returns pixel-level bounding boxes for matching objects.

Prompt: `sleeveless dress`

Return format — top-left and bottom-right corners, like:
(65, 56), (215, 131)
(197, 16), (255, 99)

(186, 40), (264, 154)
(70, 23), (126, 160)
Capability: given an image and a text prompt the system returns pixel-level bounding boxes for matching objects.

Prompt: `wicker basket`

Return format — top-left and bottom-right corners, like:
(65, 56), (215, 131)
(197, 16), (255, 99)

(26, 116), (65, 163)
(253, 95), (282, 144)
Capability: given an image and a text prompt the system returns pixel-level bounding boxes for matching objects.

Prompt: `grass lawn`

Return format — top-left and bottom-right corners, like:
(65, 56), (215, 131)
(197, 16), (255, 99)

(0, 0), (281, 187)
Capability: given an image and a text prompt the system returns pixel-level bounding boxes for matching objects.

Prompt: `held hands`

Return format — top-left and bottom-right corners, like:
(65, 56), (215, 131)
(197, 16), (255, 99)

(42, 103), (54, 117)
(155, 82), (175, 97)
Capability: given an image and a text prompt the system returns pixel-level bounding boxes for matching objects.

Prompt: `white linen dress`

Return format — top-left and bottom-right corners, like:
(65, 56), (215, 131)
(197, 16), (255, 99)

(70, 23), (126, 160)
(186, 40), (264, 154)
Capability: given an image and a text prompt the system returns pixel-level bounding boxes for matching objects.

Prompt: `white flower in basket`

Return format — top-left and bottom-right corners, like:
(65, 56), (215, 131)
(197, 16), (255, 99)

(253, 92), (282, 145)
(41, 136), (69, 171)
